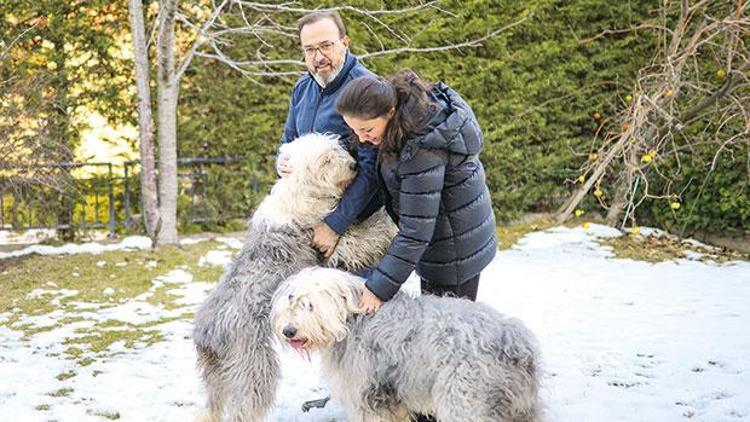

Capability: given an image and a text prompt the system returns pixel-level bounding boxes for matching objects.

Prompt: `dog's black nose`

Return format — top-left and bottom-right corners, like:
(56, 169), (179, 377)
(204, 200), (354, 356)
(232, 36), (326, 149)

(349, 162), (357, 171)
(282, 326), (297, 338)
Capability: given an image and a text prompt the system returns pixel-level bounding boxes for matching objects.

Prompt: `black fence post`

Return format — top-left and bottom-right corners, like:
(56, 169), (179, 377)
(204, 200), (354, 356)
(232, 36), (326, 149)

(11, 188), (19, 229)
(0, 180), (4, 228)
(108, 163), (116, 237)
(124, 163), (131, 230)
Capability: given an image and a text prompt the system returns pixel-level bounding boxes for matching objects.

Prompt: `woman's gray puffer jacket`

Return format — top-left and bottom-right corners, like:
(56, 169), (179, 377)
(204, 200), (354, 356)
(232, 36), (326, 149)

(366, 82), (497, 301)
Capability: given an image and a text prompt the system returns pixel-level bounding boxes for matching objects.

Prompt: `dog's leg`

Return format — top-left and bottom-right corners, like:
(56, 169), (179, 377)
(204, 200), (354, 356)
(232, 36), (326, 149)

(434, 370), (535, 422)
(432, 362), (512, 422)
(196, 348), (226, 422)
(225, 341), (280, 422)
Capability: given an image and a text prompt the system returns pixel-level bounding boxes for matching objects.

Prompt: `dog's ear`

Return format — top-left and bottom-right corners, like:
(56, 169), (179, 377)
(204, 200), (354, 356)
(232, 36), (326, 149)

(341, 282), (363, 315)
(312, 149), (334, 171)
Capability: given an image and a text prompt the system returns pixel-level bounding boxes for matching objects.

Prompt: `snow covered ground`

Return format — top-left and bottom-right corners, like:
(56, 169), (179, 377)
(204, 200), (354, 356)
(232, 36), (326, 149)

(1, 224), (748, 421)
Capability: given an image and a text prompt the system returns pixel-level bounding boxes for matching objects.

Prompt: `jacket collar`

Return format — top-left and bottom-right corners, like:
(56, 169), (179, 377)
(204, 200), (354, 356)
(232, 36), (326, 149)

(319, 52), (358, 96)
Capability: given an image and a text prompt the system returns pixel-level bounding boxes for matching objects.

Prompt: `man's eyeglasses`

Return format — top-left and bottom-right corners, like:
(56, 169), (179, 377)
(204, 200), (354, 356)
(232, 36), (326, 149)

(302, 39), (340, 58)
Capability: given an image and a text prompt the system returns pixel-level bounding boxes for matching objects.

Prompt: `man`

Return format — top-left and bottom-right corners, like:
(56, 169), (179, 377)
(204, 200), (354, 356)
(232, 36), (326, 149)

(278, 11), (380, 258)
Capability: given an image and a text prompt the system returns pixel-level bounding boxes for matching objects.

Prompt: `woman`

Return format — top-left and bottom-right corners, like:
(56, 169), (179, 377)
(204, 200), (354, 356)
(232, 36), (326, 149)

(336, 70), (497, 315)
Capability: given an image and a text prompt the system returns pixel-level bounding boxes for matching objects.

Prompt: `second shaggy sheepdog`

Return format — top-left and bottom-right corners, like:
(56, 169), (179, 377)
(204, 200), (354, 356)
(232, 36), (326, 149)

(271, 267), (543, 422)
(192, 133), (397, 421)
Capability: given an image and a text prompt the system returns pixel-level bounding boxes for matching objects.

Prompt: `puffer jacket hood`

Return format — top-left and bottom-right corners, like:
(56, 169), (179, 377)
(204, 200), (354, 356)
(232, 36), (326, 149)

(400, 82), (483, 161)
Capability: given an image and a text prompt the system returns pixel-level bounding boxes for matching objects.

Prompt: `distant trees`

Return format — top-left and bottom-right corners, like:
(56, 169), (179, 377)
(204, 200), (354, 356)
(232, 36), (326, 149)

(4, 0), (747, 243)
(1, 1), (131, 239)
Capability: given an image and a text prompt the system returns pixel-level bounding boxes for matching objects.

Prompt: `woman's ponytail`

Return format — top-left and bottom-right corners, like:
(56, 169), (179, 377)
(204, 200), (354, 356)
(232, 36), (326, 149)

(379, 70), (436, 160)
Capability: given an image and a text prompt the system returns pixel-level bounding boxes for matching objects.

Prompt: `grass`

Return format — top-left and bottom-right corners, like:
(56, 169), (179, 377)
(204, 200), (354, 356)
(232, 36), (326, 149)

(602, 233), (750, 263)
(63, 329), (164, 353)
(601, 235), (687, 263)
(47, 387), (74, 397)
(55, 370), (77, 381)
(0, 241), (225, 328)
(0, 239), (228, 370)
(94, 410), (121, 420)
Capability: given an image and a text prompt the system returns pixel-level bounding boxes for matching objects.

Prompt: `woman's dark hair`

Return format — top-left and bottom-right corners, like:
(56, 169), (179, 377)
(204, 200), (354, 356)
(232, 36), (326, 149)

(336, 70), (437, 160)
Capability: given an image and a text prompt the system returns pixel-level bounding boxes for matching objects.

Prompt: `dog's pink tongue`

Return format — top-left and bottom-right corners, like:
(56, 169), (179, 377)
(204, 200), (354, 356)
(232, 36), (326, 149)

(290, 340), (305, 350)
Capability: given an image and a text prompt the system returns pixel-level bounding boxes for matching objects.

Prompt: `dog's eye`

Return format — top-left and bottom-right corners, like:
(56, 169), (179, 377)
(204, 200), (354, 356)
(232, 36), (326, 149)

(288, 294), (294, 302)
(308, 303), (314, 311)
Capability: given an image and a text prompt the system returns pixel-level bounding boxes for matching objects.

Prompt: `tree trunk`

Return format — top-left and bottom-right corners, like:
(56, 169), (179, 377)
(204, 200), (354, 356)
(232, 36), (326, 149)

(49, 19), (75, 242)
(127, 0), (161, 247)
(156, 0), (179, 244)
(605, 148), (637, 227)
(556, 134), (630, 223)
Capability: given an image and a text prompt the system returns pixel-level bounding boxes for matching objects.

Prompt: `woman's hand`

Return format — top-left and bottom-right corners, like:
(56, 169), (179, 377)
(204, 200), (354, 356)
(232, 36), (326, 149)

(312, 223), (340, 258)
(357, 287), (383, 315)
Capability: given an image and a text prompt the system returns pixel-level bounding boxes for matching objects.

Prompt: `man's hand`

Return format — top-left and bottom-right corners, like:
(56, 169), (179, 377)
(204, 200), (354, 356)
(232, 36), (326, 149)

(357, 287), (383, 315)
(312, 222), (340, 258)
(276, 152), (292, 178)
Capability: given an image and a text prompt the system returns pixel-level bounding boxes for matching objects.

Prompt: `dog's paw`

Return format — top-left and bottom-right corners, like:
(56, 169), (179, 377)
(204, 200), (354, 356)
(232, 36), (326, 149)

(194, 408), (220, 422)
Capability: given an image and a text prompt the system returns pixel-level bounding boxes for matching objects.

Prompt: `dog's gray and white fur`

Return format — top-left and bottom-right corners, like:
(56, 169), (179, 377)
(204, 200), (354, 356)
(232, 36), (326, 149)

(271, 267), (543, 422)
(192, 133), (397, 421)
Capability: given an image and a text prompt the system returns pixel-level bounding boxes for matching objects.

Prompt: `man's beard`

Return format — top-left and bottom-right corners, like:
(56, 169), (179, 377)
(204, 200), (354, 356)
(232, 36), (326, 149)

(312, 56), (346, 88)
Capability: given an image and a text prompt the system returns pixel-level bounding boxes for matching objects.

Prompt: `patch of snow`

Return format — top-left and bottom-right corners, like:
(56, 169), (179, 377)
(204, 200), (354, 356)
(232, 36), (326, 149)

(179, 238), (206, 246)
(216, 236), (243, 250)
(1, 225), (748, 421)
(0, 236), (152, 260)
(197, 250), (234, 268)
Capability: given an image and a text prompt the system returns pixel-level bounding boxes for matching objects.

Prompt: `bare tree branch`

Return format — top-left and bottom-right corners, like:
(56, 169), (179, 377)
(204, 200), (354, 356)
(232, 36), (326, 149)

(359, 13), (532, 60)
(175, 0), (231, 83)
(557, 1), (750, 227)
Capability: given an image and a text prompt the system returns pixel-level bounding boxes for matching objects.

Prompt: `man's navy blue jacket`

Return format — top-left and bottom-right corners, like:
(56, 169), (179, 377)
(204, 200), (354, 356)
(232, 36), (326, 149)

(281, 53), (381, 234)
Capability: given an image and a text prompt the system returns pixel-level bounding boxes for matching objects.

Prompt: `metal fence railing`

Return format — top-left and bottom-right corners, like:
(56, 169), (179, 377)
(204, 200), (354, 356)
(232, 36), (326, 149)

(0, 158), (269, 236)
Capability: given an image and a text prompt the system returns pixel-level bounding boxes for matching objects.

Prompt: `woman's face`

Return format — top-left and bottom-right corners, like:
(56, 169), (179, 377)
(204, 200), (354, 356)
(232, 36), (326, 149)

(342, 114), (392, 146)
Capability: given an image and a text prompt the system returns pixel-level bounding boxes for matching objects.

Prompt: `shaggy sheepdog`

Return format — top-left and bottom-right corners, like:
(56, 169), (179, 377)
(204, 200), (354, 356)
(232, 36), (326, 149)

(192, 133), (396, 421)
(270, 267), (543, 422)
